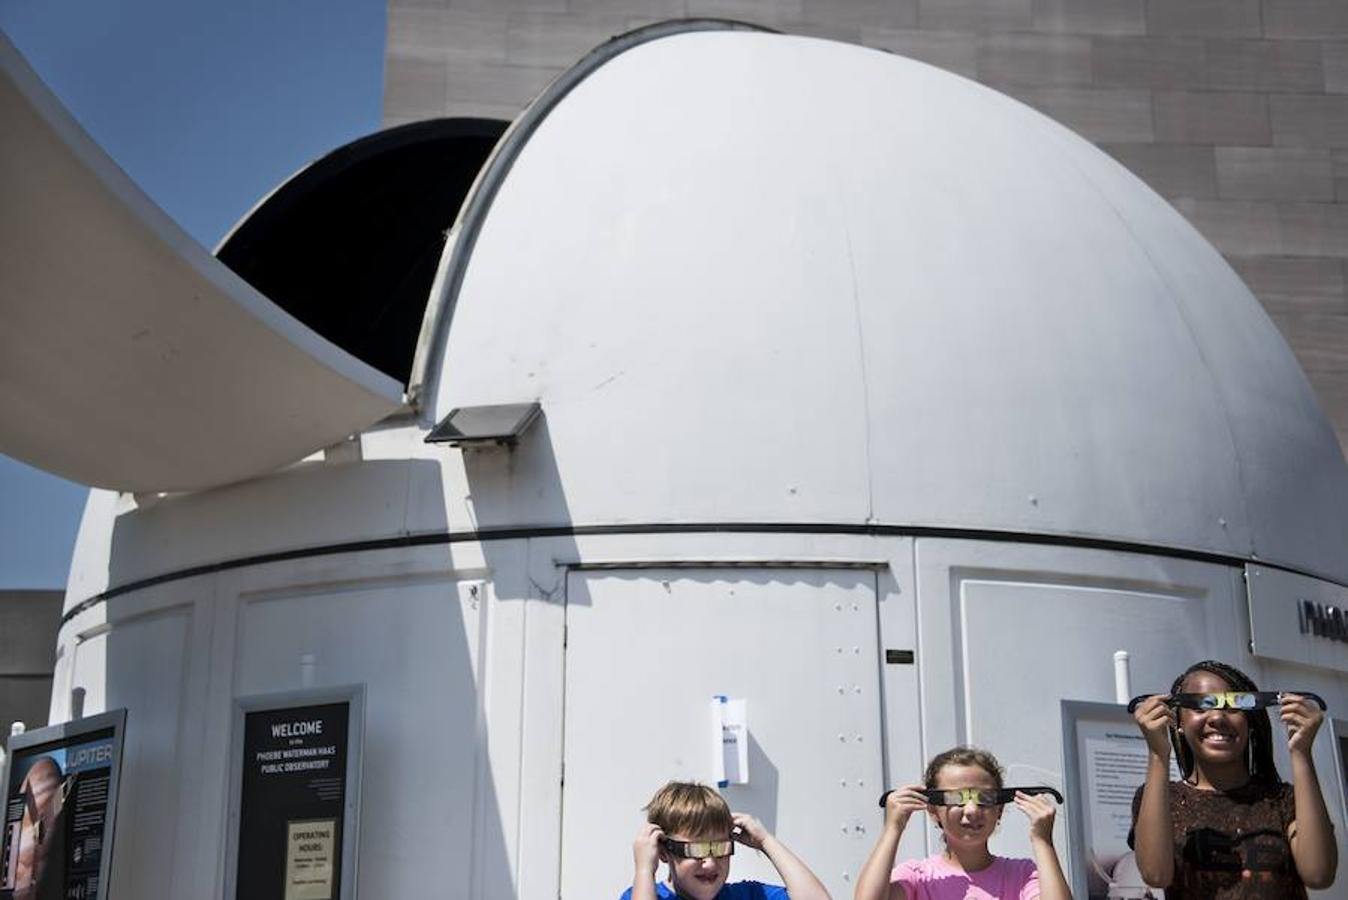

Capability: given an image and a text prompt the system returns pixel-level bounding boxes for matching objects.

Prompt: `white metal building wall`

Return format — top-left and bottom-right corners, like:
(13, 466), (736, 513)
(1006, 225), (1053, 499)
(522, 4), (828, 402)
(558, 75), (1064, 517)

(49, 524), (1348, 899)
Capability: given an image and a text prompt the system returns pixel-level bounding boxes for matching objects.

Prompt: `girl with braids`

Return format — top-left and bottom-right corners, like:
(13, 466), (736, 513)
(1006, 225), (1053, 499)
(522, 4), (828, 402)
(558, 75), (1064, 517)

(854, 746), (1071, 900)
(1129, 659), (1337, 898)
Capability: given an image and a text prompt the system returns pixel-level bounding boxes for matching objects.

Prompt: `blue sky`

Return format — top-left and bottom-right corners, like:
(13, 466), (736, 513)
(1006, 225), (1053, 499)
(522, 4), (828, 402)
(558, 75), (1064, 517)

(0, 0), (385, 589)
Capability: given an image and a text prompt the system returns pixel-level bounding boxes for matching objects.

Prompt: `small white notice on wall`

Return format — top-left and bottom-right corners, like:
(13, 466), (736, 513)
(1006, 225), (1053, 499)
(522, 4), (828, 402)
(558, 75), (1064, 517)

(285, 818), (336, 900)
(711, 695), (748, 787)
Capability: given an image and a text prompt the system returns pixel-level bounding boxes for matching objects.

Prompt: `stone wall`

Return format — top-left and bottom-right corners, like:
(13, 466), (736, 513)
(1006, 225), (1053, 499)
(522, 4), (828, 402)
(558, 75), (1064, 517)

(384, 0), (1348, 449)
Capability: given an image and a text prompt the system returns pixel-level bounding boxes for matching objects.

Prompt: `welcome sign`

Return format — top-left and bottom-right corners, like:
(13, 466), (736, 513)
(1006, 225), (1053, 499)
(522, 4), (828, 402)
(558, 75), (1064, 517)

(225, 688), (364, 900)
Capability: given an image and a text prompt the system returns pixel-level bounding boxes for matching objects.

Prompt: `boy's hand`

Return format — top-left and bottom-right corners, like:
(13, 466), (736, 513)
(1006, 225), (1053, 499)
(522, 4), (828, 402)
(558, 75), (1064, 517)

(882, 785), (928, 833)
(731, 812), (769, 850)
(1132, 695), (1173, 760)
(1280, 693), (1324, 756)
(1012, 791), (1057, 844)
(633, 822), (664, 876)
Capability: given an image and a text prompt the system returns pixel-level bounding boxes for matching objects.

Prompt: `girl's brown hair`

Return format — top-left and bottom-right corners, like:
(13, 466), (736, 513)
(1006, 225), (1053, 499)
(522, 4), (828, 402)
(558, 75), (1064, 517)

(923, 746), (1005, 789)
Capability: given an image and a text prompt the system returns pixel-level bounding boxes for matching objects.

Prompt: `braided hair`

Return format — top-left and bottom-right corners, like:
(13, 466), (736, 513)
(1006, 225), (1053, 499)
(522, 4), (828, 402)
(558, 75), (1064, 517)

(1168, 660), (1280, 785)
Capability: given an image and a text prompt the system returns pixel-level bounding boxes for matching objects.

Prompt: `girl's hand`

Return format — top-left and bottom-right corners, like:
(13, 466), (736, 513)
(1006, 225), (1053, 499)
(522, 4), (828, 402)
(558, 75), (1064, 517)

(1132, 695), (1173, 760)
(633, 822), (664, 875)
(882, 785), (929, 834)
(731, 812), (770, 850)
(1013, 791), (1057, 844)
(1280, 693), (1324, 756)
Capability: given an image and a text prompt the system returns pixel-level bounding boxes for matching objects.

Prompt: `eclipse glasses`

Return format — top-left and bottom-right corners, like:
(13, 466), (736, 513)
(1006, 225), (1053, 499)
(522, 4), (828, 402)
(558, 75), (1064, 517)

(876, 786), (1063, 808)
(1126, 691), (1327, 715)
(659, 836), (735, 860)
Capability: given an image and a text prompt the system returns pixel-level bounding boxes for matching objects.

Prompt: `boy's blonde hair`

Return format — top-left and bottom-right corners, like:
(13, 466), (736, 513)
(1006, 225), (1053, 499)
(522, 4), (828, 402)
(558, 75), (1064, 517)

(644, 781), (733, 838)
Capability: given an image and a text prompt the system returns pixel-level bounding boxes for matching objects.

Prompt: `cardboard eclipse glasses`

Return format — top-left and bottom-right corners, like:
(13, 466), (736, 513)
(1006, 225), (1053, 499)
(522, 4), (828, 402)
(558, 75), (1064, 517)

(1126, 691), (1327, 715)
(659, 836), (735, 860)
(877, 785), (1063, 808)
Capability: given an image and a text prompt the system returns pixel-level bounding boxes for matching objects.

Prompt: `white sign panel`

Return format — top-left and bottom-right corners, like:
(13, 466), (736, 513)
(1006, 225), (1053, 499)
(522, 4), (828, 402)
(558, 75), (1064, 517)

(711, 696), (749, 787)
(285, 819), (336, 900)
(1081, 730), (1179, 863)
(1247, 565), (1348, 671)
(1063, 701), (1179, 900)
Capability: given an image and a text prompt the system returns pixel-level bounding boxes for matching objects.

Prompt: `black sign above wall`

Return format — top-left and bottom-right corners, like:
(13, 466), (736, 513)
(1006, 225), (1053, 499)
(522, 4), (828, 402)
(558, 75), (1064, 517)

(225, 688), (364, 900)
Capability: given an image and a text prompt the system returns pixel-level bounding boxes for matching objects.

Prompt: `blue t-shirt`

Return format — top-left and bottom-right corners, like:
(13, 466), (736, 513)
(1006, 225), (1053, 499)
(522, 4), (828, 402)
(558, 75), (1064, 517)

(619, 880), (789, 900)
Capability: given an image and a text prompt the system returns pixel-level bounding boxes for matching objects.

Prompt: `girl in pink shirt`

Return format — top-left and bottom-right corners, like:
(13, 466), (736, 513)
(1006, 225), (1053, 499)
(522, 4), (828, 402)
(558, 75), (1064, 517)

(853, 746), (1071, 900)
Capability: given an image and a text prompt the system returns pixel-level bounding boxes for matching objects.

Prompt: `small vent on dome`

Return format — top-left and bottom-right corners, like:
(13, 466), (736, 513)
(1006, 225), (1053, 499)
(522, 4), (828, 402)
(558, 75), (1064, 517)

(426, 403), (542, 448)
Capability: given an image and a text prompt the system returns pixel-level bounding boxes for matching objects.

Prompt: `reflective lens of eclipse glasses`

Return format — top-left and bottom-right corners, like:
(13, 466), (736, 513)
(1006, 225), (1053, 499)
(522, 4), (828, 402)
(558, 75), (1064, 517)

(660, 838), (734, 859)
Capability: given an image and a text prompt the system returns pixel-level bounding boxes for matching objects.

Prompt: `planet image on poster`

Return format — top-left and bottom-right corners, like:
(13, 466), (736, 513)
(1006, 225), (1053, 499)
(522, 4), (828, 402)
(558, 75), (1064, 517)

(11, 757), (67, 900)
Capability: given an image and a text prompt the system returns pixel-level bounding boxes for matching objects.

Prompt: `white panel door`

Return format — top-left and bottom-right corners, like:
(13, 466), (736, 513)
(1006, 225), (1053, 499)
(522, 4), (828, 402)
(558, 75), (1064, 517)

(561, 567), (888, 900)
(914, 539), (1243, 881)
(234, 576), (489, 900)
(80, 607), (193, 900)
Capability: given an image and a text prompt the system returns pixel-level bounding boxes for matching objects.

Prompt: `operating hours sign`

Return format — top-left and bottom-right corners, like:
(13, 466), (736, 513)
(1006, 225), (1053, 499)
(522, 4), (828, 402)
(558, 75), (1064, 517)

(226, 688), (364, 900)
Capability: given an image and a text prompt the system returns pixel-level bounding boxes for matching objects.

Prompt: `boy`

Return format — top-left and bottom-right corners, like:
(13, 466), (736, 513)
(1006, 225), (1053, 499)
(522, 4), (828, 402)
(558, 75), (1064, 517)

(622, 781), (832, 900)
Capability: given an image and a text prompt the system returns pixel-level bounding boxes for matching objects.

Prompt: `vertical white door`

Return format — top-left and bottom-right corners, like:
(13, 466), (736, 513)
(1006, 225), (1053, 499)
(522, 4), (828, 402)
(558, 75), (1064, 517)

(232, 574), (488, 899)
(914, 539), (1244, 883)
(561, 567), (887, 900)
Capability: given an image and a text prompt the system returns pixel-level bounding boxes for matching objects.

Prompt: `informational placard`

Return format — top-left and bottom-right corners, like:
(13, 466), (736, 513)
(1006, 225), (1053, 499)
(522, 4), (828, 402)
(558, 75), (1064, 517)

(0, 709), (126, 900)
(1062, 700), (1179, 900)
(225, 687), (363, 900)
(710, 696), (748, 787)
(285, 819), (336, 900)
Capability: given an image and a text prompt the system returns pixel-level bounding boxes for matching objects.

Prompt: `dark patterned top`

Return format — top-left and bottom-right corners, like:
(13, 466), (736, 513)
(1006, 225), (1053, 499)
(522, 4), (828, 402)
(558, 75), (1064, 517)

(1128, 780), (1303, 900)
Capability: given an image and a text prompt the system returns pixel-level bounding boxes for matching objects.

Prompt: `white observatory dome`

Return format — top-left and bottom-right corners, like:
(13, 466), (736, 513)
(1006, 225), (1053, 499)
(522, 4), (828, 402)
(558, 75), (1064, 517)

(14, 23), (1348, 900)
(430, 24), (1348, 583)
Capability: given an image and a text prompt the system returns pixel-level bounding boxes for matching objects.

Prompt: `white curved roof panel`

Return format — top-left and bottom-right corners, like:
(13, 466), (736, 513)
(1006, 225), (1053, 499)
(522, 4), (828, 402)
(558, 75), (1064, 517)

(433, 26), (1348, 583)
(0, 35), (403, 493)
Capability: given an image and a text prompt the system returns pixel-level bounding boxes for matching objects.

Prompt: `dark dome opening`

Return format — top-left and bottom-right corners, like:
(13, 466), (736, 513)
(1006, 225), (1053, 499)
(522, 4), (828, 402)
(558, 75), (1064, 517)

(217, 118), (508, 385)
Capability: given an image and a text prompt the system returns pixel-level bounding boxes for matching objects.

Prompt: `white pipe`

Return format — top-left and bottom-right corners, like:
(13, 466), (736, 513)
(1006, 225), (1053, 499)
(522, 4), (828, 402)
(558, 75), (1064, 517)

(1113, 650), (1131, 704)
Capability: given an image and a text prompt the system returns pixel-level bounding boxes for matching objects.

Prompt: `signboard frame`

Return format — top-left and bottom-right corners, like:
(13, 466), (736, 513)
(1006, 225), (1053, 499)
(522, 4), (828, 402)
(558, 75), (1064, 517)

(0, 708), (128, 900)
(223, 685), (365, 900)
(1061, 699), (1173, 900)
(1331, 717), (1348, 830)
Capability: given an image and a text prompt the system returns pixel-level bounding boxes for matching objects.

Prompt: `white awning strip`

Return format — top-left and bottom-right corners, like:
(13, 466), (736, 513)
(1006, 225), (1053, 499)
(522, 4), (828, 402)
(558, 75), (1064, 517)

(0, 35), (404, 493)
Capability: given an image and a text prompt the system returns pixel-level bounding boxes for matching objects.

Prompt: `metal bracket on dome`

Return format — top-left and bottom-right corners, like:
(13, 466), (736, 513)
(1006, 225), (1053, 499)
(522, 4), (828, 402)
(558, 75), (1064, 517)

(425, 402), (541, 448)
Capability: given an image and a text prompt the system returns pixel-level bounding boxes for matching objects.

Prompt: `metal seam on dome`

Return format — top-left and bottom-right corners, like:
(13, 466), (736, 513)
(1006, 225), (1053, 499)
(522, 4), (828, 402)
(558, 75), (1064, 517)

(406, 17), (773, 413)
(836, 204), (876, 525)
(55, 521), (1344, 629)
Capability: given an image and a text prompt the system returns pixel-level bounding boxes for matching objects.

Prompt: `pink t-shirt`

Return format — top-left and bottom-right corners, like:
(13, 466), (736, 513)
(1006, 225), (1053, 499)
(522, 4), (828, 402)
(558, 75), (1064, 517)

(890, 854), (1040, 900)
